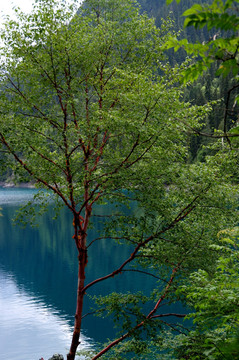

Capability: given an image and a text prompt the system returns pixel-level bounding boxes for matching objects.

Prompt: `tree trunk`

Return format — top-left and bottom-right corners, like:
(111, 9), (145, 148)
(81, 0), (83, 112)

(67, 247), (87, 360)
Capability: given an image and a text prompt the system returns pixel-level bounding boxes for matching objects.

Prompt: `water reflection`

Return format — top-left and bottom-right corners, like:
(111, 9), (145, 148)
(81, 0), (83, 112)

(0, 188), (156, 359)
(0, 269), (92, 360)
(0, 187), (38, 205)
(0, 188), (92, 359)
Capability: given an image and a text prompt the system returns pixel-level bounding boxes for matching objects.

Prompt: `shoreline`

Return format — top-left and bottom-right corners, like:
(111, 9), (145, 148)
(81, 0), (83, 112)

(0, 181), (36, 189)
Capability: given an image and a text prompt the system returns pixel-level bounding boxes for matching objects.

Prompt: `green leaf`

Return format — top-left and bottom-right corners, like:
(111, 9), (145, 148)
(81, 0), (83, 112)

(183, 4), (204, 17)
(215, 59), (238, 77)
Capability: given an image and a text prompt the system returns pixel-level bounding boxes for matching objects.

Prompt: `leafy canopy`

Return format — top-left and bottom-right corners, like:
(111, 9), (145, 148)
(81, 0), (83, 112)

(0, 0), (190, 210)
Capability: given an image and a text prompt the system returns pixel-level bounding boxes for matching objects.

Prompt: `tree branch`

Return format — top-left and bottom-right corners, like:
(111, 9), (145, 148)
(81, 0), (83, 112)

(7, 77), (60, 129)
(91, 262), (182, 359)
(83, 186), (208, 293)
(0, 132), (75, 212)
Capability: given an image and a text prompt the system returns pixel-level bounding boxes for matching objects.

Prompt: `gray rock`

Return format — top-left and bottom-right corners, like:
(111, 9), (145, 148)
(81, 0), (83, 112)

(48, 354), (64, 360)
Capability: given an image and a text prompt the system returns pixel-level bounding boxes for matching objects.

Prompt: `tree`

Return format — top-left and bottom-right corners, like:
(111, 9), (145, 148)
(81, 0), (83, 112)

(0, 0), (238, 359)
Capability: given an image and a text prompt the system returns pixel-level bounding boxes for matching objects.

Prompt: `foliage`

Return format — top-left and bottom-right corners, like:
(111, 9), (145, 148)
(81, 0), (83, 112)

(166, 0), (239, 81)
(78, 146), (239, 360)
(0, 0), (185, 201)
(137, 0), (239, 160)
(158, 228), (239, 360)
(163, 0), (239, 161)
(0, 0), (238, 359)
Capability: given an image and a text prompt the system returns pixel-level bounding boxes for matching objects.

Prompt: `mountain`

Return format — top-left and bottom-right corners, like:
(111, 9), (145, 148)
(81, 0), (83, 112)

(138, 0), (238, 161)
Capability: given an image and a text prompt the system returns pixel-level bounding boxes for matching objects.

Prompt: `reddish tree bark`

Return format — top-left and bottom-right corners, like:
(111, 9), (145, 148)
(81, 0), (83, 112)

(67, 245), (88, 360)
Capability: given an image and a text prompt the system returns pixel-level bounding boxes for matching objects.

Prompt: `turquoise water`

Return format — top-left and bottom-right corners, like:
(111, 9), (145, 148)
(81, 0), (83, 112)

(0, 188), (159, 359)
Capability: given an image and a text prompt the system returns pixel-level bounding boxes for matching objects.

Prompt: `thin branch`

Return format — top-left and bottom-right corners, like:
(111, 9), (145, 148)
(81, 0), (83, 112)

(158, 320), (189, 336)
(78, 135), (155, 214)
(120, 269), (164, 281)
(68, 144), (82, 158)
(23, 126), (64, 152)
(83, 186), (209, 293)
(91, 263), (182, 359)
(135, 254), (176, 266)
(82, 234), (155, 293)
(87, 236), (129, 249)
(91, 213), (122, 217)
(125, 137), (157, 169)
(0, 132), (74, 212)
(81, 310), (100, 320)
(7, 77), (60, 129)
(151, 313), (187, 318)
(89, 131), (109, 174)
(29, 145), (67, 175)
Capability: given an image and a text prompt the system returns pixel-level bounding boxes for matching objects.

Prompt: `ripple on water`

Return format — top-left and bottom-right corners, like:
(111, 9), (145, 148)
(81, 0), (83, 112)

(0, 269), (93, 360)
(0, 187), (38, 206)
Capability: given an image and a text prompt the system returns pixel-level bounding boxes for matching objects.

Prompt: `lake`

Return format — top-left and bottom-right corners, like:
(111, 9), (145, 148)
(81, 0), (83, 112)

(0, 188), (159, 360)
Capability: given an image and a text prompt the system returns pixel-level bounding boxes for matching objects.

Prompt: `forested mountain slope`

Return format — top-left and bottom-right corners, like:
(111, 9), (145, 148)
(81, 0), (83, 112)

(139, 0), (211, 44)
(138, 0), (239, 160)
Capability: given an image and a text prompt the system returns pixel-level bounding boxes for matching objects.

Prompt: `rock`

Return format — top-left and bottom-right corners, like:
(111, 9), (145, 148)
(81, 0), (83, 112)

(48, 355), (64, 360)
